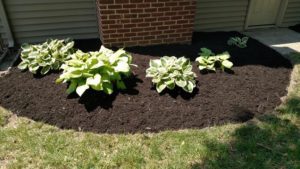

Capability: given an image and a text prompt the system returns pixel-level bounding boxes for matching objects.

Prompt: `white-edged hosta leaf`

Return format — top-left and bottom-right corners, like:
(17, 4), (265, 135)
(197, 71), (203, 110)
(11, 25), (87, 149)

(76, 84), (89, 96)
(222, 60), (233, 69)
(18, 61), (28, 70)
(41, 66), (51, 75)
(115, 61), (130, 72)
(149, 59), (161, 68)
(86, 74), (101, 86)
(156, 82), (167, 93)
(175, 79), (187, 87)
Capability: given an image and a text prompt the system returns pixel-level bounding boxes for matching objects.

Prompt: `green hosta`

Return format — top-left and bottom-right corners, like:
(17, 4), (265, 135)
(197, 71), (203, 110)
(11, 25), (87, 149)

(146, 56), (197, 93)
(56, 46), (134, 96)
(196, 48), (233, 72)
(18, 39), (74, 75)
(227, 36), (249, 48)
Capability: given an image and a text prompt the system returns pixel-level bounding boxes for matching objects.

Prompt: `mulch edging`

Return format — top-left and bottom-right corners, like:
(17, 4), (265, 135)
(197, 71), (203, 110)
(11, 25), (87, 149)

(0, 32), (293, 134)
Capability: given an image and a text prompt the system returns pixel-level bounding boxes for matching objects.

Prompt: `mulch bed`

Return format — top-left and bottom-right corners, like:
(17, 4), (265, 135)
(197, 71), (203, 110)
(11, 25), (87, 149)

(290, 24), (300, 33)
(0, 32), (292, 134)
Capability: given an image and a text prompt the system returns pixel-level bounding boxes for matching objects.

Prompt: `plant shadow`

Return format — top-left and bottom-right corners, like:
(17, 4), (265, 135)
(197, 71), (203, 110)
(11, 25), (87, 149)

(195, 111), (300, 169)
(156, 86), (199, 100)
(67, 75), (142, 112)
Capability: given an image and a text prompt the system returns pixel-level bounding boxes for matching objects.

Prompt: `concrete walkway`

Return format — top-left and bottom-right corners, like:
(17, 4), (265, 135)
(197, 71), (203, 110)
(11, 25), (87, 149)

(244, 28), (300, 56)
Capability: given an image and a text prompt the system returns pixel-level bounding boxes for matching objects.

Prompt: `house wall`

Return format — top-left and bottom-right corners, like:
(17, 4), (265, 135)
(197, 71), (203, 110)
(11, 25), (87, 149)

(2, 0), (99, 44)
(0, 0), (299, 45)
(0, 17), (6, 44)
(194, 0), (250, 31)
(281, 0), (300, 27)
(96, 0), (196, 47)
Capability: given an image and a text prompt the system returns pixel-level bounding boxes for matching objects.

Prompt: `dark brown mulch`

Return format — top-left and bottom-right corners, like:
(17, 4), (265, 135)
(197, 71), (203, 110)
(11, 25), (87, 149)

(0, 32), (292, 134)
(290, 24), (300, 33)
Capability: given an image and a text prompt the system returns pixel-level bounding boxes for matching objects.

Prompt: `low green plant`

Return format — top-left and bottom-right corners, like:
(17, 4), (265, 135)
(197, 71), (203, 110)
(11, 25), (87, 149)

(196, 48), (233, 72)
(146, 56), (197, 93)
(56, 46), (134, 96)
(18, 39), (74, 75)
(227, 36), (249, 48)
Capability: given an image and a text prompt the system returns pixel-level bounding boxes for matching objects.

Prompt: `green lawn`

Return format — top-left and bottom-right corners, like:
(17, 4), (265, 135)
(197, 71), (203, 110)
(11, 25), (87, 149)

(0, 54), (300, 169)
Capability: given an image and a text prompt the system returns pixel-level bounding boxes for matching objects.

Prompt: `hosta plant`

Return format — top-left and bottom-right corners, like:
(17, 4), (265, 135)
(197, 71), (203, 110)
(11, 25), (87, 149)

(56, 46), (134, 96)
(146, 56), (197, 93)
(227, 36), (249, 48)
(196, 48), (233, 72)
(18, 39), (74, 75)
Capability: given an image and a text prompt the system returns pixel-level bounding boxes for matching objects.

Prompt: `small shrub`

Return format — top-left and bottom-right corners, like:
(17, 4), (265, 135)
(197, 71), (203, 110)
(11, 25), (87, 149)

(227, 36), (249, 48)
(146, 56), (197, 93)
(18, 39), (74, 75)
(196, 48), (233, 72)
(56, 46), (134, 96)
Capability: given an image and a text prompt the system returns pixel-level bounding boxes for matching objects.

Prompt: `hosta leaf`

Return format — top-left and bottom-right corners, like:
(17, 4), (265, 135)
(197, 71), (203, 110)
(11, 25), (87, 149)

(76, 84), (89, 96)
(91, 83), (103, 91)
(147, 56), (196, 94)
(156, 82), (167, 93)
(200, 48), (214, 56)
(41, 66), (51, 75)
(166, 81), (175, 90)
(18, 39), (74, 75)
(86, 74), (101, 86)
(58, 46), (132, 96)
(218, 52), (230, 60)
(69, 70), (83, 78)
(66, 81), (77, 94)
(196, 48), (233, 72)
(183, 81), (195, 93)
(150, 59), (161, 68)
(116, 80), (126, 89)
(18, 61), (28, 70)
(115, 61), (130, 72)
(176, 79), (187, 87)
(103, 82), (113, 95)
(109, 49), (126, 64)
(88, 58), (104, 69)
(52, 61), (60, 70)
(222, 60), (233, 69)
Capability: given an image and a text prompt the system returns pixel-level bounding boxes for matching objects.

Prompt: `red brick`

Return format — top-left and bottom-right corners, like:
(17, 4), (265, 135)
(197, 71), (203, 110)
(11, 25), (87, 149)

(123, 4), (136, 8)
(115, 0), (129, 3)
(151, 2), (164, 7)
(130, 0), (143, 3)
(96, 0), (196, 47)
(137, 22), (150, 27)
(151, 22), (163, 26)
(145, 8), (157, 13)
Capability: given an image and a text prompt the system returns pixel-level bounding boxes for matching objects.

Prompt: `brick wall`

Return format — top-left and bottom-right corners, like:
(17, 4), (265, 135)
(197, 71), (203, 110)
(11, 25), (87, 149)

(96, 0), (196, 47)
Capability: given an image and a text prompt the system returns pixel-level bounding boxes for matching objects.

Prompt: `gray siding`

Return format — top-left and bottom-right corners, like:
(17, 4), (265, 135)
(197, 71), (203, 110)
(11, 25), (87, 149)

(0, 17), (6, 44)
(281, 0), (300, 27)
(3, 0), (99, 44)
(194, 0), (249, 31)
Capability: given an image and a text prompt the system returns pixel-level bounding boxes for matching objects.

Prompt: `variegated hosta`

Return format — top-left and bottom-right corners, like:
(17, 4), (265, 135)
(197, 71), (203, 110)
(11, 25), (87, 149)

(56, 46), (134, 96)
(196, 48), (233, 72)
(146, 56), (197, 93)
(227, 36), (249, 48)
(17, 39), (74, 75)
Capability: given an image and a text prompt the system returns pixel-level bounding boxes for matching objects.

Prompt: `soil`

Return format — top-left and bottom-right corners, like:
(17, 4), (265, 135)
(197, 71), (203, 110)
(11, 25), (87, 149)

(290, 24), (300, 33)
(0, 32), (292, 134)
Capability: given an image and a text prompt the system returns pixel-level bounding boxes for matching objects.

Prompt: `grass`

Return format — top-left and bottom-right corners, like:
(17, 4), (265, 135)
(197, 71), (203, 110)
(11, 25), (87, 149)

(0, 53), (300, 169)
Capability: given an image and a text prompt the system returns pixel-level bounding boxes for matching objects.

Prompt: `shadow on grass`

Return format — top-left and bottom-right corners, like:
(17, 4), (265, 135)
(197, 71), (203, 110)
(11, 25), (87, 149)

(193, 98), (300, 169)
(278, 97), (300, 117)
